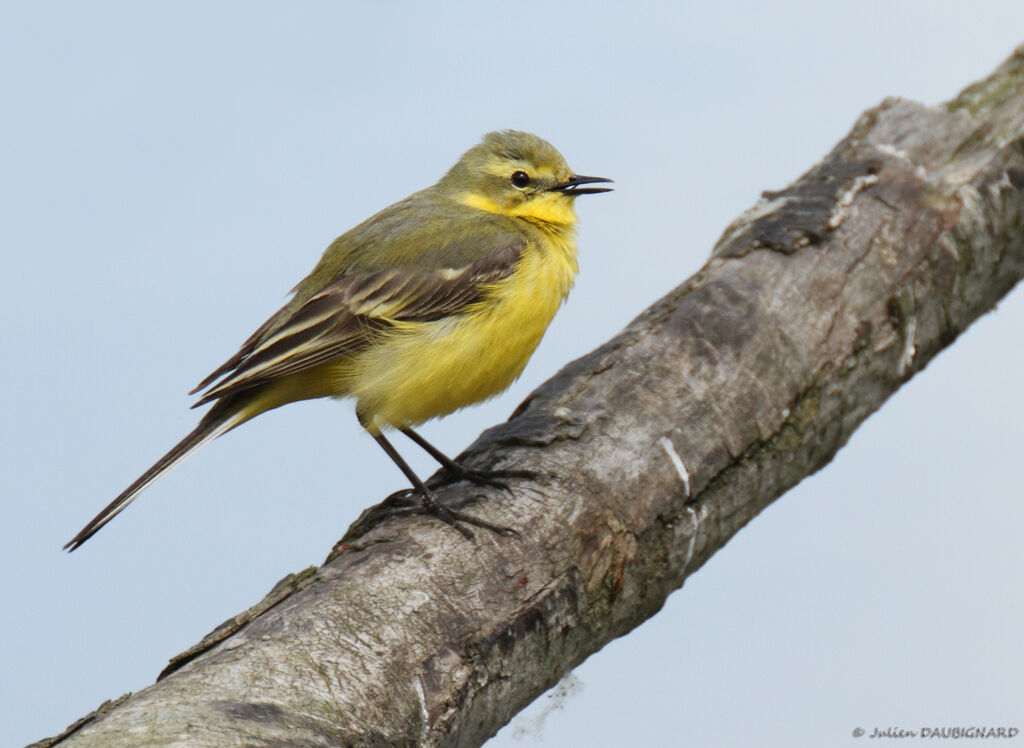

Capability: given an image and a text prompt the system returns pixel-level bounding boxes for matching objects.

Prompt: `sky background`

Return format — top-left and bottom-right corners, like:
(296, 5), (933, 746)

(3, 2), (1023, 746)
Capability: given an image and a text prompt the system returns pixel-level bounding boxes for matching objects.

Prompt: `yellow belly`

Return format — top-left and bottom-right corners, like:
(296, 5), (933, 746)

(350, 233), (578, 431)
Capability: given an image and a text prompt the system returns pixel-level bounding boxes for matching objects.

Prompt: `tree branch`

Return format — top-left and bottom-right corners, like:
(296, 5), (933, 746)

(38, 46), (1024, 748)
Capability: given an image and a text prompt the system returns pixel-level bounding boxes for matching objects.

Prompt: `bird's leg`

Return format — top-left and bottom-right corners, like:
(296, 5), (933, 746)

(399, 427), (538, 491)
(370, 430), (517, 539)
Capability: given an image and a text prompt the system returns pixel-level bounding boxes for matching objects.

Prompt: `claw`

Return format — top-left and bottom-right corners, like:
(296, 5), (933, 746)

(417, 486), (518, 538)
(430, 466), (540, 493)
(383, 489), (518, 539)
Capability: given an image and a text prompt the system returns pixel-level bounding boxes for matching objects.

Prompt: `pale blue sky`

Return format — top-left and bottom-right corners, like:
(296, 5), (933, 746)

(3, 3), (1022, 746)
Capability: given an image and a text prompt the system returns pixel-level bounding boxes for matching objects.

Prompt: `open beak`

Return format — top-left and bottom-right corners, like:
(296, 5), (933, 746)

(554, 174), (614, 195)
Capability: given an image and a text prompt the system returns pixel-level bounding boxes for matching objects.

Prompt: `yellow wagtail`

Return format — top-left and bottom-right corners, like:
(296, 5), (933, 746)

(65, 130), (611, 550)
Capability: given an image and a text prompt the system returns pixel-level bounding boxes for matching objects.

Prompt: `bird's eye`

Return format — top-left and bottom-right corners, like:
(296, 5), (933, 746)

(510, 171), (531, 189)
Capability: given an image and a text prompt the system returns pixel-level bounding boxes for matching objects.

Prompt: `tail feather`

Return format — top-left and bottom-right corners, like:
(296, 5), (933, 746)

(64, 410), (240, 552)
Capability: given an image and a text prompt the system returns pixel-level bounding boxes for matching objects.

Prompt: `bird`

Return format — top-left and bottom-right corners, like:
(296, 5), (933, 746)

(64, 130), (611, 551)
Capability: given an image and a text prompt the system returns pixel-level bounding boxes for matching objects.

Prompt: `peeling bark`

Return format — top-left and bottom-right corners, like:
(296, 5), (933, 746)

(35, 46), (1024, 748)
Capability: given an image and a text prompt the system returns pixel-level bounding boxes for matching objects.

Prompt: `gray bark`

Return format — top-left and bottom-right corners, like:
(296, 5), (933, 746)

(36, 46), (1024, 748)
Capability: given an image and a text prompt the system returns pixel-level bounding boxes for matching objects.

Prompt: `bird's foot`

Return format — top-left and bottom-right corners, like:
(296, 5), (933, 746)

(429, 464), (540, 493)
(383, 485), (519, 539)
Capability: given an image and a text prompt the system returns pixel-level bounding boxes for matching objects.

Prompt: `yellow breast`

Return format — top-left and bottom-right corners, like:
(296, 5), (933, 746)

(352, 227), (578, 430)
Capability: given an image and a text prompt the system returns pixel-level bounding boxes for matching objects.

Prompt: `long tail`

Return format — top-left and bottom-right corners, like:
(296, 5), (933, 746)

(64, 404), (244, 552)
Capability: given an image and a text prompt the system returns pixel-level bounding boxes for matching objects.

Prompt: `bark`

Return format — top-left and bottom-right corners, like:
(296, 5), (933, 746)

(36, 46), (1024, 748)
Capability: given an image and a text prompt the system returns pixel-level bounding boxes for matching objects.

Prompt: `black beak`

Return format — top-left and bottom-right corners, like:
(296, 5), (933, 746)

(554, 174), (614, 195)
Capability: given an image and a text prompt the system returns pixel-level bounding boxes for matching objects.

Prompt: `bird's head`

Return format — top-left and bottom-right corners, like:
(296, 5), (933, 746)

(439, 130), (612, 226)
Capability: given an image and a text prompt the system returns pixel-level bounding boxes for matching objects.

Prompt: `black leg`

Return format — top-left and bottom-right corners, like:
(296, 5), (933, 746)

(400, 427), (538, 490)
(369, 430), (517, 539)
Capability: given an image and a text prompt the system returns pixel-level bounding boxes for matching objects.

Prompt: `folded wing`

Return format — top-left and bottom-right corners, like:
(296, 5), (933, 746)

(191, 237), (526, 407)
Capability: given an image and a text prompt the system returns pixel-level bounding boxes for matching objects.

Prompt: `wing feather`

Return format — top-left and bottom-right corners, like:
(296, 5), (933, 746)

(192, 237), (525, 406)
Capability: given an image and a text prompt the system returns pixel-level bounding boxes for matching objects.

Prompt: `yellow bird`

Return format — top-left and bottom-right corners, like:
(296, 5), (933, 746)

(65, 130), (611, 551)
